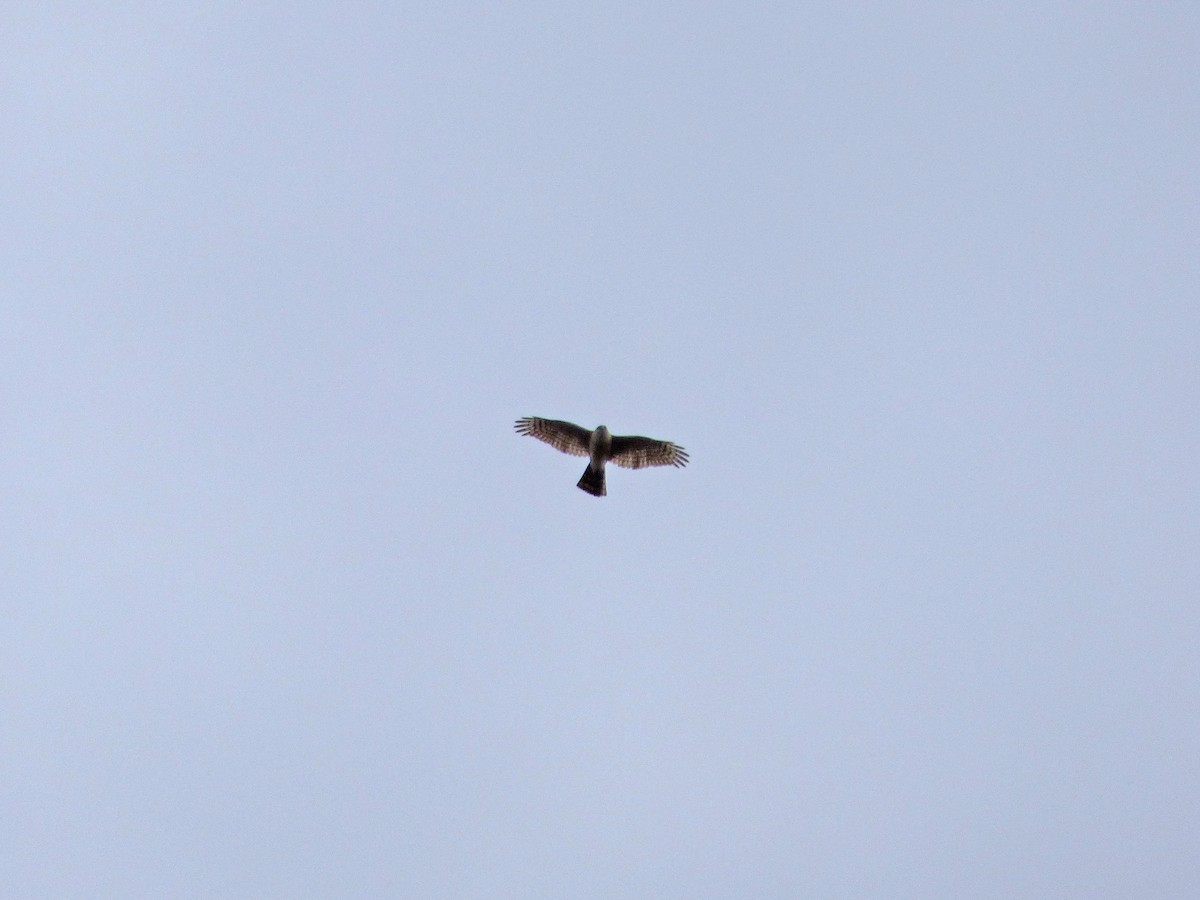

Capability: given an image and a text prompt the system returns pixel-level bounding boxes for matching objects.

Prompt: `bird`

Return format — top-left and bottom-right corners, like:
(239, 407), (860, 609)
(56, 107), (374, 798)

(514, 417), (689, 497)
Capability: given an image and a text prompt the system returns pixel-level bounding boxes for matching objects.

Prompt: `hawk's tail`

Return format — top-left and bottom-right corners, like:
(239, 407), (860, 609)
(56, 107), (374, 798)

(577, 465), (606, 497)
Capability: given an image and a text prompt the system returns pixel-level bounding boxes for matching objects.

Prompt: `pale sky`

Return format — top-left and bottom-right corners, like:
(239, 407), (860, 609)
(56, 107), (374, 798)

(3, 3), (1198, 897)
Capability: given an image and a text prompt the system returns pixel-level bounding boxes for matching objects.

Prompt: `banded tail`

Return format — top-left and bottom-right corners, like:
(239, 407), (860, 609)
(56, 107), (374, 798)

(577, 464), (606, 497)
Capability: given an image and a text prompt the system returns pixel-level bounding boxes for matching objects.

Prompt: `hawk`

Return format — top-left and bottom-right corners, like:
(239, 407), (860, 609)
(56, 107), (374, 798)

(514, 417), (689, 497)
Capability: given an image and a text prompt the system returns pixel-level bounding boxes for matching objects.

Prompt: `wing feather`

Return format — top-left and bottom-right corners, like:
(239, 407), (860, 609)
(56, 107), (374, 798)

(514, 417), (592, 457)
(608, 434), (689, 469)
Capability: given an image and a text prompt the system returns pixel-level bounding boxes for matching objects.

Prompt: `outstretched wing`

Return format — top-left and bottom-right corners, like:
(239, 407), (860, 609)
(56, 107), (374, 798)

(608, 434), (689, 469)
(514, 417), (592, 457)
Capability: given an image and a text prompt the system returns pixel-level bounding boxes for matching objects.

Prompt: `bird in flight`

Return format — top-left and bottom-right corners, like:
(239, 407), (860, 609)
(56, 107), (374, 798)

(514, 417), (689, 497)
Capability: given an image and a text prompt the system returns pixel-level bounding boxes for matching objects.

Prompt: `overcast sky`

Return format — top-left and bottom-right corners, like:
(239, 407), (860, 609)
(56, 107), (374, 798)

(3, 3), (1198, 897)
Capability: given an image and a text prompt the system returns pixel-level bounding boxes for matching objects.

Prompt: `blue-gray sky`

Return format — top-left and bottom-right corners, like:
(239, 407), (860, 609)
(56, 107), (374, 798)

(4, 3), (1198, 896)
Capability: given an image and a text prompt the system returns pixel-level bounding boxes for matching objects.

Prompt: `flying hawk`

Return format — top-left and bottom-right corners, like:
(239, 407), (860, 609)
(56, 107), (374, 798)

(514, 417), (689, 497)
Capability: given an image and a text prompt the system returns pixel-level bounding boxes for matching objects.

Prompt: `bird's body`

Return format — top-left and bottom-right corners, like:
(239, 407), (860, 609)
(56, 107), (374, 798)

(515, 417), (688, 497)
(580, 424), (612, 495)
